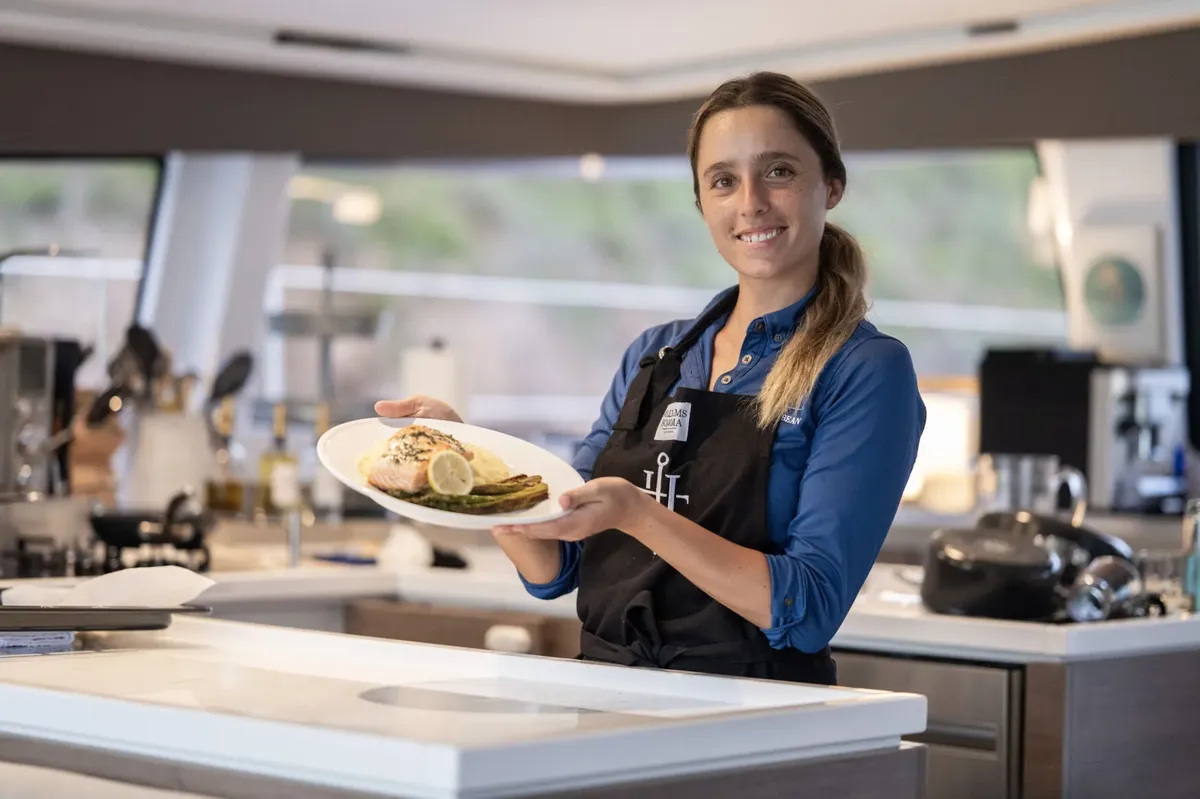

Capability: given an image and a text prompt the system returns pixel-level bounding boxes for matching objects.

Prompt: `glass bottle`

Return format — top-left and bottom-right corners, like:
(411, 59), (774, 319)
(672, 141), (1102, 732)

(1183, 498), (1200, 614)
(310, 402), (343, 523)
(205, 397), (245, 514)
(257, 403), (299, 517)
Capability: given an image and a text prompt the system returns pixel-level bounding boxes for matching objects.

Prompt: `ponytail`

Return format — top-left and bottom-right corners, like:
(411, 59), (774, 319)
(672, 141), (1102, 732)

(753, 223), (869, 429)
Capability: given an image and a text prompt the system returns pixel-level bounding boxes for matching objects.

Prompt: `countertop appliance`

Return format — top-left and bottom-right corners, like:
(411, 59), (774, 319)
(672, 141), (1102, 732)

(978, 347), (1189, 515)
(0, 334), (57, 501)
(0, 489), (214, 579)
(919, 511), (1163, 623)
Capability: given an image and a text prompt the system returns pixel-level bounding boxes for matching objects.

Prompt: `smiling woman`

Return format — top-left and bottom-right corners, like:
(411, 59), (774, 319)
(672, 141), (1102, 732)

(378, 71), (927, 687)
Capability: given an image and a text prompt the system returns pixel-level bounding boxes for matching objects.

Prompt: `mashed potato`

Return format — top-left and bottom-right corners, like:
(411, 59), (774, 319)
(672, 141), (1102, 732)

(463, 442), (510, 484)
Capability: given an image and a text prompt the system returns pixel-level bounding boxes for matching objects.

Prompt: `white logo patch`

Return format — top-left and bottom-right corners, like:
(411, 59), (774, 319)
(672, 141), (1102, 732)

(654, 401), (692, 442)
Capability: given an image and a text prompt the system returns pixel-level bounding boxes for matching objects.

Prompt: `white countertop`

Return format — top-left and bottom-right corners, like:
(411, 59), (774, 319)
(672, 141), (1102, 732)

(359, 549), (1199, 664)
(0, 762), (210, 799)
(0, 617), (925, 799)
(5, 536), (1199, 665)
(838, 564), (1200, 663)
(382, 559), (1200, 665)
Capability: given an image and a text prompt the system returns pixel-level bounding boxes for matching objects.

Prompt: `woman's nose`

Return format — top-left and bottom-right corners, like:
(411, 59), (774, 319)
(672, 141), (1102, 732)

(738, 178), (770, 215)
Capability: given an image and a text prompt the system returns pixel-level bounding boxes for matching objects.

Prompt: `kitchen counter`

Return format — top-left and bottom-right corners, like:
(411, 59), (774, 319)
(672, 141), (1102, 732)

(3, 542), (1198, 798)
(0, 616), (927, 799)
(839, 564), (1200, 663)
(6, 552), (1198, 664)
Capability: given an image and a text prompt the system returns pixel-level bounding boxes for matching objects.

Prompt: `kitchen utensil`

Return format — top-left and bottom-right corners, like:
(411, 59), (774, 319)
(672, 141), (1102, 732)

(920, 527), (1066, 621)
(977, 453), (1088, 526)
(1066, 555), (1167, 622)
(208, 351), (254, 405)
(126, 324), (163, 378)
(30, 386), (128, 474)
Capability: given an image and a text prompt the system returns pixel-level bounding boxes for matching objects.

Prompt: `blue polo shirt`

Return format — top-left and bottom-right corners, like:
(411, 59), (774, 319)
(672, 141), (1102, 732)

(519, 285), (926, 653)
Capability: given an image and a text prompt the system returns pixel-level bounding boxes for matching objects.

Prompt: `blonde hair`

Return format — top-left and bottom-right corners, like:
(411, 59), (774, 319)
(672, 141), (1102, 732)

(686, 72), (869, 429)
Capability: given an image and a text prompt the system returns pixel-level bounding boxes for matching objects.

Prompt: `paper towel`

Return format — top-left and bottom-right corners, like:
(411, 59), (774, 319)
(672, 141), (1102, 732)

(1, 566), (216, 608)
(400, 342), (462, 413)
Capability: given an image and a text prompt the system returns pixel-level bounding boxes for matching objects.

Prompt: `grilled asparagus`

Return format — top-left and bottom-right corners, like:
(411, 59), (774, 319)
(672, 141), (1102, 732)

(386, 474), (550, 514)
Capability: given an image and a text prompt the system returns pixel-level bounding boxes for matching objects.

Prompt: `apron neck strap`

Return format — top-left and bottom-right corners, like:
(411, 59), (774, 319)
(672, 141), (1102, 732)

(613, 289), (739, 432)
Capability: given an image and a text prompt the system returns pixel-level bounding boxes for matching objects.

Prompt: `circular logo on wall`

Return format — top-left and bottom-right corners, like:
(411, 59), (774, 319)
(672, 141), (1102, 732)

(1083, 255), (1145, 326)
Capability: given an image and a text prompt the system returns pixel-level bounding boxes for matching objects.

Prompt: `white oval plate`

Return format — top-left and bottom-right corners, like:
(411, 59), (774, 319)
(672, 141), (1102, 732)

(316, 417), (584, 530)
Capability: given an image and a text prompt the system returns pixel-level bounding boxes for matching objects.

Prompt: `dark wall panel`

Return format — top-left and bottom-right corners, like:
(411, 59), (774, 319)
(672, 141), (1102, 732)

(3, 25), (1200, 157)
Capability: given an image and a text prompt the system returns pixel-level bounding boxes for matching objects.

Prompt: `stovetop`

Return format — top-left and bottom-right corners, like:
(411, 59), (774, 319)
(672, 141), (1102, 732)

(1, 535), (210, 579)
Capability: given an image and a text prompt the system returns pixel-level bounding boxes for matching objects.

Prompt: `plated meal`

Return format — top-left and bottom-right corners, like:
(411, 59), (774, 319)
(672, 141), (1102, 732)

(358, 424), (550, 515)
(317, 416), (583, 529)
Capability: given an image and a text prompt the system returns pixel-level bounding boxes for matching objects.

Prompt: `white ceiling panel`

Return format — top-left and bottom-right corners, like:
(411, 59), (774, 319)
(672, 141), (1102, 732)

(0, 0), (1197, 101)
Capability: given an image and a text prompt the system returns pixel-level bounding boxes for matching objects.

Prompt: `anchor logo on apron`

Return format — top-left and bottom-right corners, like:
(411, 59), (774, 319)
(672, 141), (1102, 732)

(638, 451), (690, 512)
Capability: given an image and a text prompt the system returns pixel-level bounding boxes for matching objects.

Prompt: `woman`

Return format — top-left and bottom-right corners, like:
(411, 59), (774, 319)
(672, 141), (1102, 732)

(378, 71), (926, 685)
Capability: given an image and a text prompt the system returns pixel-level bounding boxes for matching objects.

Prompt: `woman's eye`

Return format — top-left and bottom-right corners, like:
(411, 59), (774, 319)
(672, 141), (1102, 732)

(768, 165), (794, 178)
(711, 175), (733, 189)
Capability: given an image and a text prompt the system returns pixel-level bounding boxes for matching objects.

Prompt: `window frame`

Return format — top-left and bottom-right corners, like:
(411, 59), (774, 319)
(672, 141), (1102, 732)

(0, 152), (168, 322)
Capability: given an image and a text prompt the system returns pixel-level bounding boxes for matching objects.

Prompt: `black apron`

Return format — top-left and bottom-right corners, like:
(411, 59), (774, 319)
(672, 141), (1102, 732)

(576, 291), (837, 685)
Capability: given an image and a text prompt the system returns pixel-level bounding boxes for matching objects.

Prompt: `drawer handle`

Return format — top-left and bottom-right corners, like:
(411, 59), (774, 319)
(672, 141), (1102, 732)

(911, 722), (999, 752)
(484, 624), (533, 654)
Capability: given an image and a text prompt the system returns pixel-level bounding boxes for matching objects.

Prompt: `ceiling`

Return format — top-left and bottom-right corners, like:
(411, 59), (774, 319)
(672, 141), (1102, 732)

(1, 0), (1199, 102)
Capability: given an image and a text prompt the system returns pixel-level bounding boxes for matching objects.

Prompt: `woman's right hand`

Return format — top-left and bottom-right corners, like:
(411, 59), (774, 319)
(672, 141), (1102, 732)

(374, 395), (463, 424)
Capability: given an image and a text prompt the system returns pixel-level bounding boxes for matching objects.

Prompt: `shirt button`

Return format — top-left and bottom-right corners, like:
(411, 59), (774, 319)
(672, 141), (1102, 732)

(720, 375), (732, 385)
(741, 354), (753, 364)
(773, 333), (785, 343)
(784, 598), (793, 607)
(754, 321), (765, 332)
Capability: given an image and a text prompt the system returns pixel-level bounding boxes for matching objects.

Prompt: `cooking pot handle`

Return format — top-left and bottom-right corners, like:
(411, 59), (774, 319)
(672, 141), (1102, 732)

(1055, 465), (1088, 527)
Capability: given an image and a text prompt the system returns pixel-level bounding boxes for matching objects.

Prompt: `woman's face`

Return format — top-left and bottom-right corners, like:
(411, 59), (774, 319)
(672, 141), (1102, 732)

(694, 105), (842, 285)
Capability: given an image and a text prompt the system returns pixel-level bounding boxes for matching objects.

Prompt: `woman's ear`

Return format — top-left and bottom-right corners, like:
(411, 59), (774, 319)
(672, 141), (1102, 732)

(826, 179), (845, 210)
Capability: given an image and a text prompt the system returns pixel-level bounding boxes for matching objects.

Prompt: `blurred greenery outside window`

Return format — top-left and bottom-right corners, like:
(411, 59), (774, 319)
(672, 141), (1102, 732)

(279, 150), (1064, 440)
(0, 158), (162, 388)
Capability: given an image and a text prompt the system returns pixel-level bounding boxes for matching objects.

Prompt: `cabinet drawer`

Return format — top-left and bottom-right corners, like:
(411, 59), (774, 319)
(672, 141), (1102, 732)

(835, 651), (1014, 731)
(345, 599), (581, 658)
(834, 650), (1021, 799)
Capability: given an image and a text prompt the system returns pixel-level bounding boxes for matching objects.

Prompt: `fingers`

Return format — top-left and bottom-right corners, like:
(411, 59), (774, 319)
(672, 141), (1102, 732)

(494, 505), (587, 541)
(493, 520), (563, 539)
(560, 482), (604, 508)
(374, 397), (419, 418)
(375, 396), (463, 423)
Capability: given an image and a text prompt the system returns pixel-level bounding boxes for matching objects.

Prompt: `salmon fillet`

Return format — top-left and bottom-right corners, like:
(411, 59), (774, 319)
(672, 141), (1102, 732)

(367, 424), (473, 495)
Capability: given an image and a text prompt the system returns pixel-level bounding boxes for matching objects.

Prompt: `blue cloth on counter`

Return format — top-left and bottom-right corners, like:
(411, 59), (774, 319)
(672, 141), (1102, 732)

(518, 285), (927, 653)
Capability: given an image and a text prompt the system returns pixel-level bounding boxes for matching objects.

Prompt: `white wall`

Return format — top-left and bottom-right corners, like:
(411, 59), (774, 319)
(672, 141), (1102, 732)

(1036, 138), (1184, 366)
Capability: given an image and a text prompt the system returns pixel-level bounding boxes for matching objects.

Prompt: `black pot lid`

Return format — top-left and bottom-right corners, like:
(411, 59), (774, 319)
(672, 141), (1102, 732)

(933, 528), (1061, 571)
(976, 511), (1133, 561)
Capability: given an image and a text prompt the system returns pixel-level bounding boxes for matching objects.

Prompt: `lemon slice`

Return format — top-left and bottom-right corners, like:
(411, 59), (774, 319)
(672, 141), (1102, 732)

(427, 449), (474, 496)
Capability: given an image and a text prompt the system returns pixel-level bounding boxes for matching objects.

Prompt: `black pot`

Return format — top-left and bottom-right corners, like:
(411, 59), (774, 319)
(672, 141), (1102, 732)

(976, 511), (1134, 583)
(920, 527), (1066, 621)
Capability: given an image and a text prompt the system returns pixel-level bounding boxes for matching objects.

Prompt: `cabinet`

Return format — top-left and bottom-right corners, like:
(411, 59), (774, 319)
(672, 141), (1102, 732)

(834, 649), (1023, 799)
(345, 599), (582, 658)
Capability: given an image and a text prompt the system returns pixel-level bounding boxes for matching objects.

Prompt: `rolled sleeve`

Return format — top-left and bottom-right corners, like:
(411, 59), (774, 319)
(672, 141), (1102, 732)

(518, 540), (583, 598)
(762, 337), (926, 652)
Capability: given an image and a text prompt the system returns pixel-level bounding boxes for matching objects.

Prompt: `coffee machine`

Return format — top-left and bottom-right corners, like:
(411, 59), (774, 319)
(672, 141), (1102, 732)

(0, 334), (57, 500)
(978, 347), (1189, 515)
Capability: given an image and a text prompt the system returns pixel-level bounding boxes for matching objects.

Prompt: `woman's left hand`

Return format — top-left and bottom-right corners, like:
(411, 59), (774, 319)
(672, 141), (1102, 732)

(493, 477), (649, 542)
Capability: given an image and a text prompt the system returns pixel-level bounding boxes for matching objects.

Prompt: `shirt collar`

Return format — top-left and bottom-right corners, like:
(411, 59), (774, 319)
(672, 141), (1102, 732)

(688, 283), (818, 359)
(747, 284), (818, 349)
